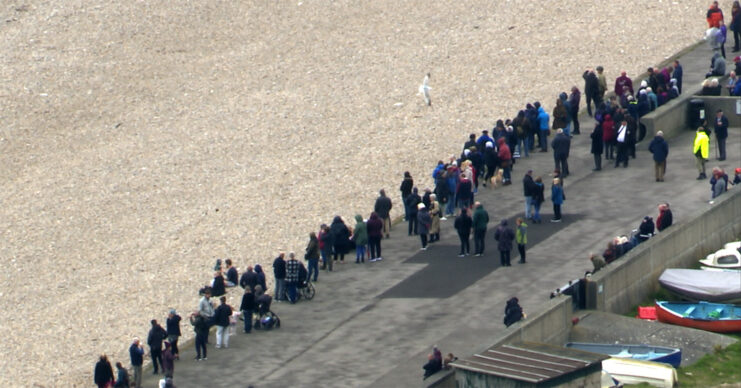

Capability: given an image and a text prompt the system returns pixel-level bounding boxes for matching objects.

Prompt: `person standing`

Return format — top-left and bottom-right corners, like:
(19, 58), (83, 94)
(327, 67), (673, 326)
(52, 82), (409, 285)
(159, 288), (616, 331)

(472, 202), (490, 256)
(497, 138), (512, 184)
(515, 218), (528, 264)
(707, 1), (724, 28)
(94, 354), (114, 388)
(147, 319), (167, 375)
(330, 215), (351, 262)
(429, 194), (441, 242)
(732, 1), (741, 52)
(166, 309), (181, 360)
(400, 172), (414, 221)
(190, 312), (209, 361)
(536, 102), (550, 152)
(522, 170), (537, 220)
(374, 189), (393, 238)
(494, 219), (515, 267)
(454, 208), (473, 257)
(602, 114), (616, 160)
(568, 86), (581, 134)
(614, 71), (634, 96)
(305, 232), (320, 282)
(582, 69), (599, 117)
(405, 187), (421, 235)
(129, 338), (144, 388)
(366, 212), (384, 262)
(272, 252), (287, 301)
(693, 127), (710, 179)
(590, 122), (604, 171)
(596, 66), (607, 102)
(551, 129), (571, 176)
(673, 60), (684, 94)
(318, 224), (332, 271)
(532, 177), (545, 224)
(285, 252), (300, 303)
(214, 296), (232, 348)
(615, 120), (629, 168)
(648, 131), (669, 182)
(551, 178), (565, 222)
(161, 341), (175, 378)
(416, 203), (432, 250)
(240, 286), (255, 334)
(239, 265), (258, 293)
(352, 215), (368, 263)
(714, 109), (728, 160)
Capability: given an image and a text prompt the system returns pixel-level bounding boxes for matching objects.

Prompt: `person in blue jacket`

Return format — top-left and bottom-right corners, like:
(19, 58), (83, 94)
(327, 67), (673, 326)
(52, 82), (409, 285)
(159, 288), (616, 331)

(551, 178), (565, 222)
(536, 101), (550, 152)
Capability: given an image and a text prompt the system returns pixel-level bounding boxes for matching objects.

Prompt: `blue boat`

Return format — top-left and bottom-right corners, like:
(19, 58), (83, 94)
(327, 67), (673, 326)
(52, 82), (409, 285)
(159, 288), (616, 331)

(565, 342), (682, 368)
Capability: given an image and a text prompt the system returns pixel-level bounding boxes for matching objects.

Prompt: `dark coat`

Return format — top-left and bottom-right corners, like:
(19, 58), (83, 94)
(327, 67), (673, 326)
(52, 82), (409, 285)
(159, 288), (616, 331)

(254, 265), (267, 291)
(129, 343), (144, 366)
(648, 136), (669, 162)
(454, 212), (473, 237)
(305, 236), (320, 260)
(240, 292), (256, 311)
(272, 256), (286, 280)
(211, 274), (226, 297)
(533, 182), (545, 204)
(94, 358), (114, 386)
(240, 269), (258, 291)
(714, 115), (729, 139)
(147, 324), (167, 350)
(583, 71), (599, 97)
(503, 297), (524, 327)
(551, 133), (571, 159)
(523, 174), (537, 197)
(367, 213), (384, 238)
(166, 314), (181, 337)
(329, 217), (351, 254)
(226, 267), (238, 286)
(493, 221), (515, 251)
(374, 195), (393, 219)
(417, 209), (432, 235)
(590, 124), (604, 154)
(400, 177), (414, 200)
(214, 303), (232, 327)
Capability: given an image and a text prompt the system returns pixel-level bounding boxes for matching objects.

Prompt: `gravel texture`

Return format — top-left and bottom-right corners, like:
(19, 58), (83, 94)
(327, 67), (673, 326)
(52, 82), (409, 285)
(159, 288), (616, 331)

(0, 1), (709, 386)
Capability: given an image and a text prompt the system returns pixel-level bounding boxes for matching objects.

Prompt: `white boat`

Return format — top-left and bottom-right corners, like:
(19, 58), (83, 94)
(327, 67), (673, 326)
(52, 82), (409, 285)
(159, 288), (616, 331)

(724, 241), (741, 252)
(699, 248), (741, 269)
(601, 358), (677, 388)
(701, 266), (741, 272)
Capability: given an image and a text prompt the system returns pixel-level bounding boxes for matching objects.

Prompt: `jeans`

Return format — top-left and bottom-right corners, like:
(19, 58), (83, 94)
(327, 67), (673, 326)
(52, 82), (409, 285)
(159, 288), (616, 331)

(132, 365), (142, 388)
(195, 333), (207, 359)
(242, 309), (253, 333)
(286, 282), (297, 303)
(524, 196), (533, 219)
(307, 258), (319, 281)
(458, 233), (470, 255)
(502, 165), (511, 182)
(528, 133), (535, 151)
(356, 245), (366, 262)
(216, 325), (229, 348)
(533, 201), (542, 222)
(539, 130), (549, 151)
(517, 138), (529, 157)
(500, 250), (511, 266)
(553, 204), (562, 220)
(563, 122), (571, 137)
(446, 193), (456, 215)
(275, 278), (286, 301)
(151, 349), (162, 373)
(474, 228), (487, 254)
(369, 236), (382, 258)
(320, 248), (332, 271)
(518, 244), (526, 263)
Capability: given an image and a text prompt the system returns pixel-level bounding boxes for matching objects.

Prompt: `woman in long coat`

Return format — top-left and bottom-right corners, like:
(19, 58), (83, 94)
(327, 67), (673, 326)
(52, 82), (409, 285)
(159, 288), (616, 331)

(329, 216), (351, 263)
(428, 194), (441, 242)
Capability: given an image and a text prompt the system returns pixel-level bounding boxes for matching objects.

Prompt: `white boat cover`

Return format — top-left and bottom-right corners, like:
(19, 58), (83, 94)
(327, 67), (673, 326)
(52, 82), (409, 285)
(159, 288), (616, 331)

(659, 269), (741, 303)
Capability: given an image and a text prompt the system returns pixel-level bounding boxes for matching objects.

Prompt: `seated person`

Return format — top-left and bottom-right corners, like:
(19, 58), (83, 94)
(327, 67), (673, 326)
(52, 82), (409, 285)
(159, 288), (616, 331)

(706, 52), (725, 78)
(422, 353), (442, 379)
(615, 235), (634, 257)
(603, 241), (617, 263)
(636, 216), (655, 243)
(656, 203), (673, 232)
(297, 261), (308, 287)
(210, 271), (226, 297)
(255, 285), (272, 316)
(701, 78), (722, 96)
(225, 259), (238, 287)
(443, 353), (457, 369)
(589, 253), (607, 274)
(503, 297), (524, 327)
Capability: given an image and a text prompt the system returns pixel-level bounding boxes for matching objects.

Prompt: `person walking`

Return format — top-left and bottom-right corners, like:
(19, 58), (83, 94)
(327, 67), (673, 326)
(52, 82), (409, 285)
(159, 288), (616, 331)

(648, 131), (669, 182)
(590, 121), (604, 170)
(352, 215), (368, 263)
(213, 296), (233, 348)
(693, 127), (710, 179)
(714, 109), (728, 160)
(522, 170), (537, 220)
(515, 218), (528, 264)
(551, 178), (565, 222)
(129, 338), (144, 387)
(374, 189), (393, 238)
(166, 309), (181, 360)
(454, 208), (473, 257)
(305, 232), (320, 281)
(494, 219), (515, 267)
(416, 203), (432, 250)
(240, 286), (255, 333)
(472, 202), (490, 256)
(147, 320), (167, 375)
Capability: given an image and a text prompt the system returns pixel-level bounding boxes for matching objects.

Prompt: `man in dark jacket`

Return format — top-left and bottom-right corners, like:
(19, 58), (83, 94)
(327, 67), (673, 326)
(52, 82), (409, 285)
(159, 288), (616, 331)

(224, 259), (238, 287)
(590, 122), (604, 171)
(471, 202), (489, 256)
(374, 189), (393, 238)
(522, 170), (538, 220)
(400, 172), (414, 220)
(214, 296), (232, 348)
(405, 187), (421, 235)
(648, 131), (669, 181)
(166, 309), (181, 360)
(714, 109), (729, 160)
(239, 265), (258, 293)
(582, 69), (600, 116)
(94, 354), (114, 388)
(147, 319), (167, 375)
(190, 312), (209, 361)
(551, 129), (571, 176)
(494, 219), (516, 266)
(454, 208), (473, 257)
(673, 60), (683, 93)
(129, 337), (144, 387)
(272, 252), (287, 301)
(240, 287), (256, 333)
(367, 212), (384, 261)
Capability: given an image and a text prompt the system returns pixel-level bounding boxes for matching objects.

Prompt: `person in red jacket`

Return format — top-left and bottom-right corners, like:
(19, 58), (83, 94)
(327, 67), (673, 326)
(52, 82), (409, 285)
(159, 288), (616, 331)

(707, 1), (724, 28)
(614, 71), (634, 96)
(601, 114), (616, 160)
(497, 137), (512, 185)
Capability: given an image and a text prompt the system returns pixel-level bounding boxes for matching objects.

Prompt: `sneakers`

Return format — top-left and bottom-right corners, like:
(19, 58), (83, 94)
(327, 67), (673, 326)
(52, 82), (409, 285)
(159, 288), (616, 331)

(551, 218), (562, 222)
(420, 247), (427, 251)
(369, 258), (378, 262)
(440, 217), (447, 221)
(458, 254), (465, 257)
(376, 257), (383, 261)
(475, 253), (482, 257)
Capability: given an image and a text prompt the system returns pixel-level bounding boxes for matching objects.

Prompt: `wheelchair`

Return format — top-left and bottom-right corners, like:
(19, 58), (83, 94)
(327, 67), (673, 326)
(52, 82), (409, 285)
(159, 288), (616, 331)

(253, 297), (281, 330)
(297, 279), (315, 301)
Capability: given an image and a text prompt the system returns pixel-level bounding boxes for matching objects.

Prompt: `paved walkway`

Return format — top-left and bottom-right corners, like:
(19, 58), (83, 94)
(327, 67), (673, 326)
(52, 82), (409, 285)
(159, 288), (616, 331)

(143, 41), (740, 388)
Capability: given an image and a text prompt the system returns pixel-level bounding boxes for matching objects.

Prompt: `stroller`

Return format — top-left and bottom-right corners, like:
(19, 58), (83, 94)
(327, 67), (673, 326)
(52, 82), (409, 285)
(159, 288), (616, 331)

(253, 293), (281, 330)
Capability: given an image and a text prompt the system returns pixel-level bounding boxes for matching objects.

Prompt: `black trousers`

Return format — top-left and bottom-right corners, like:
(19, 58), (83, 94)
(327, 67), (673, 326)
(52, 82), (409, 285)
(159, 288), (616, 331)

(593, 153), (602, 170)
(571, 111), (580, 133)
(474, 228), (487, 254)
(553, 204), (562, 220)
(408, 214), (418, 235)
(458, 233), (470, 255)
(500, 250), (511, 266)
(420, 234), (428, 248)
(517, 244), (526, 262)
(151, 349), (162, 373)
(369, 236), (382, 258)
(615, 143), (628, 167)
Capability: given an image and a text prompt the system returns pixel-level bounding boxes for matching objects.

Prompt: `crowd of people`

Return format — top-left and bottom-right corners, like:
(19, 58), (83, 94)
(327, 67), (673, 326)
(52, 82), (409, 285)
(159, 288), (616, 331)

(94, 4), (741, 386)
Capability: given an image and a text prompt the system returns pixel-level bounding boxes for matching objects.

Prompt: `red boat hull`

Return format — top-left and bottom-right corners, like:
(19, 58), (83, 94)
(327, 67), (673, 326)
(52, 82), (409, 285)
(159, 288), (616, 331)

(655, 302), (741, 333)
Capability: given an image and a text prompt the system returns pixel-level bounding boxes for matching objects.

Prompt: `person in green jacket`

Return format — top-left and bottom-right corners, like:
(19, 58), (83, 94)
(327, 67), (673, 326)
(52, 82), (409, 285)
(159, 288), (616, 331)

(693, 127), (710, 179)
(515, 218), (528, 264)
(472, 202), (490, 256)
(353, 214), (369, 263)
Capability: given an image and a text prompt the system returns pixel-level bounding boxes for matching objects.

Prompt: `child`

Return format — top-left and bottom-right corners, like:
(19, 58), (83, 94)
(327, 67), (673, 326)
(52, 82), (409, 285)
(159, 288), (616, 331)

(515, 218), (528, 264)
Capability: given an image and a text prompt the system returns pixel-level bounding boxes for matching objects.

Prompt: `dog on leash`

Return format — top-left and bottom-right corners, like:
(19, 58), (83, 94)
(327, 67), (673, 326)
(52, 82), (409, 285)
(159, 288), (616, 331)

(490, 169), (504, 188)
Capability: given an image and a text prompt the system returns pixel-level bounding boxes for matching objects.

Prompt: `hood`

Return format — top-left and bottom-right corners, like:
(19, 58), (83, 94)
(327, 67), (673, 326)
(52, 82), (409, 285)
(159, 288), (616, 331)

(254, 264), (263, 274)
(332, 215), (343, 224)
(500, 219), (508, 226)
(355, 214), (363, 223)
(369, 212), (380, 220)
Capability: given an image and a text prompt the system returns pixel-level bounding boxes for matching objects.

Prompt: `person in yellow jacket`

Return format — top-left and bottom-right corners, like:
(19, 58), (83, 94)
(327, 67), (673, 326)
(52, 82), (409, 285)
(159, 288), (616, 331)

(515, 217), (528, 264)
(693, 127), (710, 179)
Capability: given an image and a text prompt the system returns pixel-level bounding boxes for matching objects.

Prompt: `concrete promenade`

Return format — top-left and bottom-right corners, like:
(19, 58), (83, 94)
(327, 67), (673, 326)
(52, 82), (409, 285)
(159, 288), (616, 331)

(143, 41), (740, 388)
